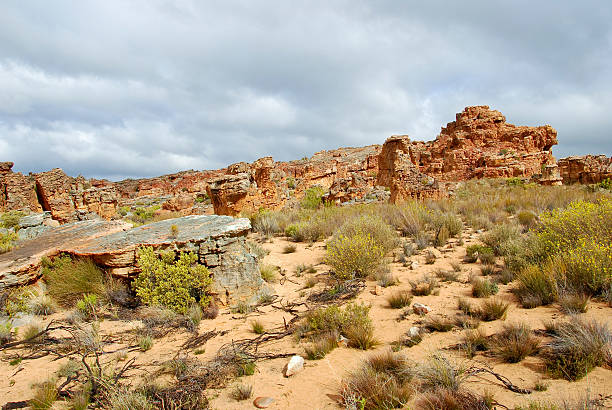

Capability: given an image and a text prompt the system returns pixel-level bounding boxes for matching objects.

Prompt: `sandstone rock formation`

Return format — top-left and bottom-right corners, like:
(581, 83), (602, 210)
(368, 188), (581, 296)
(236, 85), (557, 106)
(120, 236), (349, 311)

(558, 155), (612, 184)
(1, 105), (562, 218)
(0, 215), (266, 304)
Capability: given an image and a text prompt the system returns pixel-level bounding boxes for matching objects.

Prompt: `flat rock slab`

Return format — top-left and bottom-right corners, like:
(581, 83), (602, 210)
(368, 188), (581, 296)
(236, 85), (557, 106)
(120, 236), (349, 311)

(0, 215), (254, 293)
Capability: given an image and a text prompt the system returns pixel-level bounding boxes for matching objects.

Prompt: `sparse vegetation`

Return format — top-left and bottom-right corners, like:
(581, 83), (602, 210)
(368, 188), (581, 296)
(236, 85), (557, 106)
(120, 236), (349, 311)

(491, 322), (540, 363)
(423, 316), (454, 332)
(304, 332), (338, 360)
(259, 263), (278, 283)
(29, 379), (58, 409)
(477, 298), (510, 321)
(231, 384), (253, 401)
(410, 275), (439, 296)
(471, 277), (499, 298)
(326, 232), (385, 279)
(461, 328), (489, 358)
(250, 320), (265, 334)
(387, 291), (412, 309)
(283, 244), (297, 253)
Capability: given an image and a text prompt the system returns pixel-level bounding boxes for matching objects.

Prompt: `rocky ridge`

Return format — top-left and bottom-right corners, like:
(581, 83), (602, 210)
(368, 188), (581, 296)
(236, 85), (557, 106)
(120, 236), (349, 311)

(2, 105), (608, 221)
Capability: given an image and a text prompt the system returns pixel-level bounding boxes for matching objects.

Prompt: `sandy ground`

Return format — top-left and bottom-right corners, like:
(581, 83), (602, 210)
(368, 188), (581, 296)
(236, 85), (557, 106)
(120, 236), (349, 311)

(1, 228), (611, 409)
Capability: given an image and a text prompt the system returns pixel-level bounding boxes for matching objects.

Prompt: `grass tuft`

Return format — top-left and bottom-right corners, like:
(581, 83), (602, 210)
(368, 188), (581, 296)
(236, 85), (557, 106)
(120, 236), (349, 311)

(491, 322), (540, 363)
(387, 291), (413, 309)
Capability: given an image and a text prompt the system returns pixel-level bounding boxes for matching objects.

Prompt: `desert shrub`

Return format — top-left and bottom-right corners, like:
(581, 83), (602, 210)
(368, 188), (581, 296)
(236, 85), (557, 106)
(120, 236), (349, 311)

(491, 322), (540, 363)
(414, 388), (493, 410)
(326, 233), (384, 279)
(387, 291), (412, 309)
(340, 351), (414, 410)
(543, 317), (612, 381)
(304, 332), (338, 360)
(1, 210), (25, 230)
(0, 322), (14, 345)
(0, 231), (18, 254)
(423, 316), (454, 332)
(465, 245), (493, 263)
(29, 379), (58, 410)
(301, 186), (325, 209)
(43, 256), (106, 307)
(471, 277), (498, 298)
(480, 263), (496, 276)
(455, 314), (481, 330)
(461, 328), (488, 358)
(476, 298), (509, 321)
(555, 242), (612, 295)
(517, 210), (538, 228)
(435, 269), (459, 282)
(186, 303), (202, 329)
(457, 298), (473, 315)
(300, 303), (376, 350)
(283, 244), (297, 254)
(202, 301), (219, 319)
(22, 322), (44, 344)
(383, 201), (430, 237)
(376, 269), (398, 287)
(431, 211), (463, 237)
(514, 264), (557, 308)
(434, 225), (449, 247)
(251, 210), (281, 236)
(415, 232), (430, 250)
(450, 261), (462, 272)
(418, 353), (469, 392)
(134, 247), (212, 314)
(139, 335), (153, 352)
(332, 214), (399, 254)
(76, 294), (99, 320)
(558, 292), (590, 314)
(410, 275), (439, 296)
(482, 223), (521, 256)
(231, 384), (253, 401)
(498, 268), (514, 285)
(259, 263), (278, 283)
(250, 320), (265, 334)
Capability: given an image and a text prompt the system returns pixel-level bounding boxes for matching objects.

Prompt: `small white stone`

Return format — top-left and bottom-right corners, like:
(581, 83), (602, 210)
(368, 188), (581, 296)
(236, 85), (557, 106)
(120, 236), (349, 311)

(283, 355), (304, 377)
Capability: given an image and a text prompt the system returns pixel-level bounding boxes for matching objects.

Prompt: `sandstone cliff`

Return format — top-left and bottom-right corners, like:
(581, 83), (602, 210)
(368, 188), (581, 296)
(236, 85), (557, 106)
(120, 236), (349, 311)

(558, 155), (612, 184)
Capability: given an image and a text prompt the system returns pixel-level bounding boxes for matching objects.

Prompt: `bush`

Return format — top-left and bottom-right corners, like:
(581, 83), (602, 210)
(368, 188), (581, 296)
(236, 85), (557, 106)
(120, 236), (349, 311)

(410, 275), (439, 296)
(491, 322), (540, 363)
(558, 292), (590, 314)
(301, 186), (325, 209)
(471, 277), (498, 298)
(418, 353), (469, 392)
(0, 231), (18, 254)
(340, 351), (414, 410)
(0, 322), (14, 345)
(29, 379), (58, 410)
(476, 298), (509, 321)
(517, 210), (537, 228)
(76, 294), (98, 320)
(543, 317), (612, 381)
(134, 247), (212, 314)
(231, 384), (253, 401)
(259, 264), (278, 283)
(461, 328), (488, 358)
(332, 214), (399, 254)
(304, 332), (338, 360)
(464, 245), (493, 263)
(482, 223), (521, 255)
(43, 256), (106, 307)
(514, 264), (557, 308)
(250, 320), (265, 334)
(139, 335), (153, 352)
(300, 303), (377, 350)
(326, 233), (384, 279)
(387, 291), (412, 309)
(283, 244), (297, 254)
(1, 210), (25, 230)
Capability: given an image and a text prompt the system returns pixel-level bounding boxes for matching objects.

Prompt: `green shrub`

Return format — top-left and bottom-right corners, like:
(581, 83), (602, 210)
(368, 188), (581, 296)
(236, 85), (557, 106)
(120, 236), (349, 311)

(482, 223), (521, 256)
(599, 178), (612, 190)
(476, 298), (509, 321)
(387, 291), (412, 309)
(43, 256), (105, 307)
(300, 303), (376, 350)
(250, 320), (265, 334)
(517, 210), (537, 228)
(332, 214), (399, 254)
(29, 379), (58, 410)
(0, 231), (18, 254)
(139, 335), (153, 352)
(326, 233), (384, 279)
(304, 332), (338, 360)
(515, 264), (557, 308)
(0, 322), (14, 345)
(301, 186), (325, 209)
(134, 247), (212, 314)
(471, 277), (498, 298)
(76, 294), (98, 320)
(1, 210), (25, 230)
(259, 263), (278, 283)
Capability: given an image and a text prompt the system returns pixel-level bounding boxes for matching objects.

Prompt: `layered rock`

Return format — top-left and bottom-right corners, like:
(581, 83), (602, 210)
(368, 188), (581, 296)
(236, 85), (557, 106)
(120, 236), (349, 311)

(0, 162), (42, 213)
(558, 155), (612, 184)
(377, 136), (442, 202)
(0, 215), (266, 304)
(35, 169), (119, 223)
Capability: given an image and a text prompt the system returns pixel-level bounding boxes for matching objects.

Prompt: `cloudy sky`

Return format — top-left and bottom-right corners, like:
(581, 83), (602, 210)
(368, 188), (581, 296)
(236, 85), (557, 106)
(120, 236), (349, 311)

(0, 1), (610, 180)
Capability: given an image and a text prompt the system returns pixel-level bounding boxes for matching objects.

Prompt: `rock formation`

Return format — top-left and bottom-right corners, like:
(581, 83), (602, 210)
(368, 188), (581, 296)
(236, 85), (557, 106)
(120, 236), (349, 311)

(0, 215), (266, 304)
(558, 155), (612, 184)
(1, 105), (562, 218)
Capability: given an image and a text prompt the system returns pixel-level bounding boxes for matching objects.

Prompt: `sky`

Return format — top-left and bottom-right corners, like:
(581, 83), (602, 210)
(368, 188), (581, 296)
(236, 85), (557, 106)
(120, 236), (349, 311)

(0, 1), (611, 180)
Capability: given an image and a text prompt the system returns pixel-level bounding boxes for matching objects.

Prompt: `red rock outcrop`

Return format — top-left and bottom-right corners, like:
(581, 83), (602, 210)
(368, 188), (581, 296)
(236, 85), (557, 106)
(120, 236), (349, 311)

(0, 162), (42, 213)
(558, 155), (612, 184)
(377, 136), (442, 202)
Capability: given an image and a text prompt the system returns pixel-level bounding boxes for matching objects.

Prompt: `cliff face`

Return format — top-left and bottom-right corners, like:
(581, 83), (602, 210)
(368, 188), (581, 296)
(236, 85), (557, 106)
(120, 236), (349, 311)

(1, 105), (568, 219)
(558, 155), (612, 185)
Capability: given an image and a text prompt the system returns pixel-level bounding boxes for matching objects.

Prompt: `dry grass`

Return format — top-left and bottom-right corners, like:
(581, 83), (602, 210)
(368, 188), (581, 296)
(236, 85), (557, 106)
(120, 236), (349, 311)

(283, 244), (297, 254)
(476, 298), (510, 321)
(340, 351), (414, 410)
(461, 328), (489, 358)
(304, 332), (338, 360)
(410, 275), (439, 296)
(543, 317), (612, 381)
(423, 316), (454, 332)
(471, 277), (499, 298)
(491, 322), (540, 363)
(29, 379), (58, 410)
(414, 388), (492, 410)
(418, 353), (469, 392)
(435, 269), (460, 282)
(558, 292), (590, 314)
(259, 264), (278, 283)
(387, 291), (413, 309)
(230, 384), (253, 401)
(250, 320), (265, 334)
(43, 257), (106, 307)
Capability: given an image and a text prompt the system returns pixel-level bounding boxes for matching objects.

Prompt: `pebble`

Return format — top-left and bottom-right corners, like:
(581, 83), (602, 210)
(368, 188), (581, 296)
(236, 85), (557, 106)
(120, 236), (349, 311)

(254, 397), (275, 408)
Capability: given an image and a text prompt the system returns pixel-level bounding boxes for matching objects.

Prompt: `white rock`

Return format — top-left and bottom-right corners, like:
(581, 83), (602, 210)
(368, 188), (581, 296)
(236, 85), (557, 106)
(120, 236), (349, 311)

(408, 326), (420, 337)
(283, 355), (304, 377)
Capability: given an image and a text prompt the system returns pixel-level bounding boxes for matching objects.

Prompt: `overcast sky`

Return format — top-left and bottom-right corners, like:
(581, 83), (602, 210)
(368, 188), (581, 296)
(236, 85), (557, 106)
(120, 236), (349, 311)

(0, 1), (610, 180)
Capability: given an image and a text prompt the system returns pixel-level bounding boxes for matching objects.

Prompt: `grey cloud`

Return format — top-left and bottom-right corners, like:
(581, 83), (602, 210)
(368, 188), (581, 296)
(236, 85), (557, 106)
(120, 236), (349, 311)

(0, 0), (610, 179)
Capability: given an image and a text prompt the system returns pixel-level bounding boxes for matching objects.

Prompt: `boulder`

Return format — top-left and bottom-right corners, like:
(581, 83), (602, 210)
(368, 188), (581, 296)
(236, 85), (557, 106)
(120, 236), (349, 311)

(413, 302), (432, 315)
(0, 215), (267, 304)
